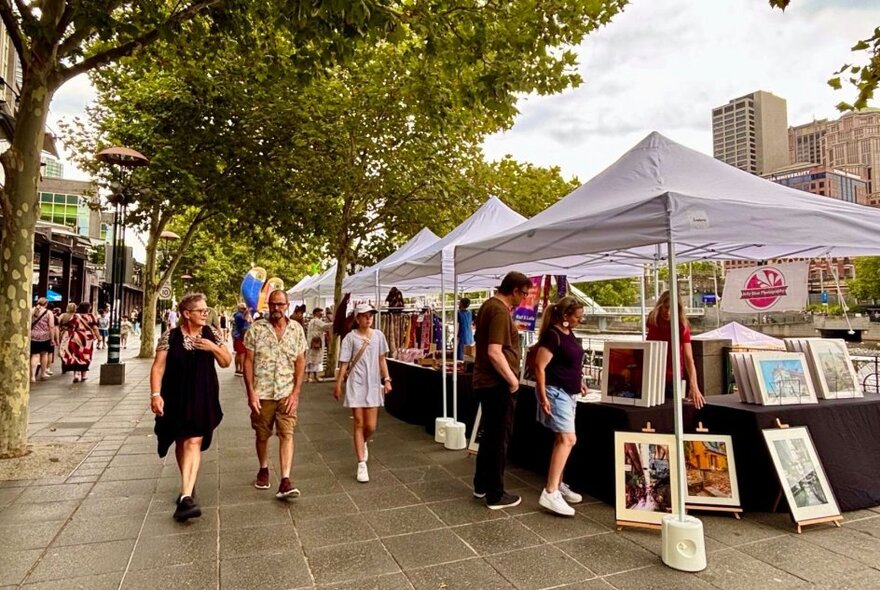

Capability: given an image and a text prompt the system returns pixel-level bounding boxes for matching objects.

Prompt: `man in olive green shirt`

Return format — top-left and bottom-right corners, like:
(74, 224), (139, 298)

(472, 271), (531, 509)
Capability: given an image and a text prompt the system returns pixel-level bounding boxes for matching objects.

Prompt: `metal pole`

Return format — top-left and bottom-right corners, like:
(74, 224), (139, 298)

(107, 202), (122, 364)
(441, 264), (447, 419)
(452, 271), (459, 422)
(654, 245), (661, 301)
(375, 270), (381, 332)
(712, 262), (720, 328)
(639, 271), (647, 339)
(667, 239), (686, 521)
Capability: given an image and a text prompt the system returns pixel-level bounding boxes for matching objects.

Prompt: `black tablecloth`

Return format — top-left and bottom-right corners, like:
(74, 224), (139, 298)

(386, 359), (880, 512)
(699, 395), (880, 512)
(385, 360), (479, 437)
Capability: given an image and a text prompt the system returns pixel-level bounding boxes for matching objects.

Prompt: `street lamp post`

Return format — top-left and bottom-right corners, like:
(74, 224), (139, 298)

(97, 147), (149, 385)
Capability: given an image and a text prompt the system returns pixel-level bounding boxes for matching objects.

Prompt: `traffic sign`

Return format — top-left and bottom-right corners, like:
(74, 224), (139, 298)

(159, 285), (173, 300)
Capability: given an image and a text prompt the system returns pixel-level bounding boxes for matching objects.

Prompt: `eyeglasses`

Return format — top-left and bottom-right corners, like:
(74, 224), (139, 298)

(188, 308), (209, 315)
(268, 302), (288, 308)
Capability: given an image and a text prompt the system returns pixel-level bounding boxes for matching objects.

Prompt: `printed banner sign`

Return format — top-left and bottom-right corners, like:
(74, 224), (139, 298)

(721, 263), (809, 314)
(513, 276), (542, 331)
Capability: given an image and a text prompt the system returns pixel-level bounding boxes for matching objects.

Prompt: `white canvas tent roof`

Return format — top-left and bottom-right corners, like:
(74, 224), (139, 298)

(342, 227), (440, 297)
(455, 132), (880, 274)
(286, 274), (314, 300)
(379, 196), (527, 286)
(289, 263), (337, 299)
(693, 321), (785, 349)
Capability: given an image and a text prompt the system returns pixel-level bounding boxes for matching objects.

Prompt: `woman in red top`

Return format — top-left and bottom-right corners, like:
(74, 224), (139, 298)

(646, 291), (705, 409)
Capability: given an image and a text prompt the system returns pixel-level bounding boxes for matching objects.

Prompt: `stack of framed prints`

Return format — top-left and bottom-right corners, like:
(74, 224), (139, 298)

(729, 351), (818, 405)
(682, 433), (742, 517)
(614, 431), (680, 529)
(763, 426), (843, 532)
(785, 338), (862, 399)
(601, 341), (668, 407)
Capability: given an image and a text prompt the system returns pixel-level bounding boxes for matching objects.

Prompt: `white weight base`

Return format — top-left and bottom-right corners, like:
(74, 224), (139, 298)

(661, 514), (707, 572)
(434, 417), (454, 443)
(443, 422), (467, 450)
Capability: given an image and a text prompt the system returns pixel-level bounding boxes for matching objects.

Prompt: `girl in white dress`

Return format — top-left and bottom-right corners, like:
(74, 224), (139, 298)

(333, 304), (392, 483)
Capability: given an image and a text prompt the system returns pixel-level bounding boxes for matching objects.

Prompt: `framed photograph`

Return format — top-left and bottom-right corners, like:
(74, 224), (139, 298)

(730, 353), (756, 404)
(763, 427), (840, 523)
(749, 352), (818, 405)
(602, 342), (650, 407)
(682, 434), (740, 507)
(615, 432), (679, 525)
(805, 339), (861, 399)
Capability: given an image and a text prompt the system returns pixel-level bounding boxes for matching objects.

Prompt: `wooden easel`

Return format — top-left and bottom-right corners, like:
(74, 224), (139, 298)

(769, 418), (844, 534)
(616, 422), (664, 532)
(684, 422), (743, 520)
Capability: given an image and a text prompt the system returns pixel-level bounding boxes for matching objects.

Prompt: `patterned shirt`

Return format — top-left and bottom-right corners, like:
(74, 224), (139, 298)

(156, 327), (224, 352)
(244, 318), (307, 400)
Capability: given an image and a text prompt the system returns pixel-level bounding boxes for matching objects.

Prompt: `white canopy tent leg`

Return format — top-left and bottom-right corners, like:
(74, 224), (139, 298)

(452, 272), (459, 422)
(661, 239), (706, 572)
(640, 270), (647, 339)
(435, 261), (454, 443)
(654, 244), (662, 300)
(444, 269), (467, 450)
(375, 270), (381, 331)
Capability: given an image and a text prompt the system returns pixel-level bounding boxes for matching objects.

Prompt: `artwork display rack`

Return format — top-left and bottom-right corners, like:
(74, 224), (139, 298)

(683, 422), (743, 520)
(616, 422), (664, 532)
(769, 418), (843, 534)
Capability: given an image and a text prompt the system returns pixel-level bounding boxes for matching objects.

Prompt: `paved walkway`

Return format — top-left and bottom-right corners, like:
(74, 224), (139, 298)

(2, 342), (880, 589)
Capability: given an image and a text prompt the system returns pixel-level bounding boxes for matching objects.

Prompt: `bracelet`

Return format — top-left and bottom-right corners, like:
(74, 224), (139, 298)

(383, 377), (391, 383)
(150, 392), (161, 398)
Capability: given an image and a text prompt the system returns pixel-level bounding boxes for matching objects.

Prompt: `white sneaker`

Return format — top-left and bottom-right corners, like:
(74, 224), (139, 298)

(363, 442), (368, 462)
(559, 482), (583, 504)
(356, 461), (369, 483)
(539, 488), (575, 516)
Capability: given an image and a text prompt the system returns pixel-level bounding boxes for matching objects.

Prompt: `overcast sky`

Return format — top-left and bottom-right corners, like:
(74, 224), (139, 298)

(49, 0), (880, 184)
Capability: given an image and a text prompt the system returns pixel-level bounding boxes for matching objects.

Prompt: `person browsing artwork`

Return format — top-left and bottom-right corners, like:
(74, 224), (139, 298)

(646, 290), (705, 409)
(533, 296), (587, 516)
(333, 303), (392, 484)
(472, 271), (531, 510)
(150, 293), (231, 522)
(244, 290), (307, 499)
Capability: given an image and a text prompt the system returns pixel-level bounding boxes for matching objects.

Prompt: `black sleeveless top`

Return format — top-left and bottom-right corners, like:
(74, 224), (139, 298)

(154, 325), (223, 457)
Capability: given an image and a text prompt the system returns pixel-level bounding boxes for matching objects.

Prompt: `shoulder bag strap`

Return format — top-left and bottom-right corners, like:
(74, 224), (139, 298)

(31, 310), (48, 330)
(345, 334), (372, 378)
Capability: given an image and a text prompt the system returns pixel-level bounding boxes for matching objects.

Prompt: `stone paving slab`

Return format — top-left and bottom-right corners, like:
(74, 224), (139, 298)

(1, 341), (879, 588)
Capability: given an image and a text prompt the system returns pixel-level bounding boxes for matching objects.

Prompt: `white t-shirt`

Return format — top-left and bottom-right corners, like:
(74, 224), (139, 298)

(339, 329), (389, 408)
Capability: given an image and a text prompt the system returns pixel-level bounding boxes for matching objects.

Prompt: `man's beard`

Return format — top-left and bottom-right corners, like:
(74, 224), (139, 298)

(271, 311), (284, 321)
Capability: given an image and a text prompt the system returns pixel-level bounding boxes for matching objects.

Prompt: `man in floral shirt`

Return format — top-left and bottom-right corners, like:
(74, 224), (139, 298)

(244, 289), (306, 499)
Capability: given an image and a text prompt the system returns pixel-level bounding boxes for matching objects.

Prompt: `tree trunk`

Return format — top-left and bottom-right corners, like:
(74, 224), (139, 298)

(0, 70), (55, 458)
(138, 233), (160, 358)
(323, 247), (350, 379)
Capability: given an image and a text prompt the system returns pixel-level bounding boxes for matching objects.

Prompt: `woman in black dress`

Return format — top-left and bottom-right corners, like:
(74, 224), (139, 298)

(150, 293), (231, 522)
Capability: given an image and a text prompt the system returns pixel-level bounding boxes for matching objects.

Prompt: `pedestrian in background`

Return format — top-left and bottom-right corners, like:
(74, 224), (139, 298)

(457, 297), (475, 360)
(96, 308), (110, 349)
(30, 297), (55, 382)
(333, 303), (392, 483)
(472, 271), (530, 509)
(150, 292), (230, 522)
(61, 302), (100, 383)
(244, 290), (306, 499)
(533, 296), (585, 516)
(232, 303), (250, 375)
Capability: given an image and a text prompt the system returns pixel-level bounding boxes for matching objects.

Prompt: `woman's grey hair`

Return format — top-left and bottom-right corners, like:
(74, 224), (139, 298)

(178, 292), (207, 314)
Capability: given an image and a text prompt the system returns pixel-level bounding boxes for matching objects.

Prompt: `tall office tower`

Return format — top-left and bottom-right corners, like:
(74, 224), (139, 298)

(825, 108), (880, 193)
(789, 119), (828, 165)
(712, 91), (789, 175)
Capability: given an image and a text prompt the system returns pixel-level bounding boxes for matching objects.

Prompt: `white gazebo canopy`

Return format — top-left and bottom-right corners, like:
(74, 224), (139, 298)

(455, 132), (880, 273)
(342, 227), (440, 298)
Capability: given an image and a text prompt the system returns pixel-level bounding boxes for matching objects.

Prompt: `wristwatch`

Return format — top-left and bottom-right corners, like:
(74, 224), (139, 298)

(383, 377), (392, 383)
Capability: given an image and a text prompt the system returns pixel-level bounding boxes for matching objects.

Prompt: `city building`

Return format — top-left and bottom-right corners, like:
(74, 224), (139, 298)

(41, 154), (64, 178)
(37, 176), (103, 239)
(825, 108), (880, 193)
(788, 119), (828, 166)
(762, 163), (869, 204)
(712, 91), (789, 175)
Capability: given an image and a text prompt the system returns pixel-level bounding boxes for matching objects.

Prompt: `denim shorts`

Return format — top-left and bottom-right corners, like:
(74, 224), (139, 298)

(536, 384), (577, 433)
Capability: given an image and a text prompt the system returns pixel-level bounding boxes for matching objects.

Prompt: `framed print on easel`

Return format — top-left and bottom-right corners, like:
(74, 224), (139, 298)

(682, 431), (742, 517)
(614, 431), (680, 529)
(762, 426), (842, 532)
